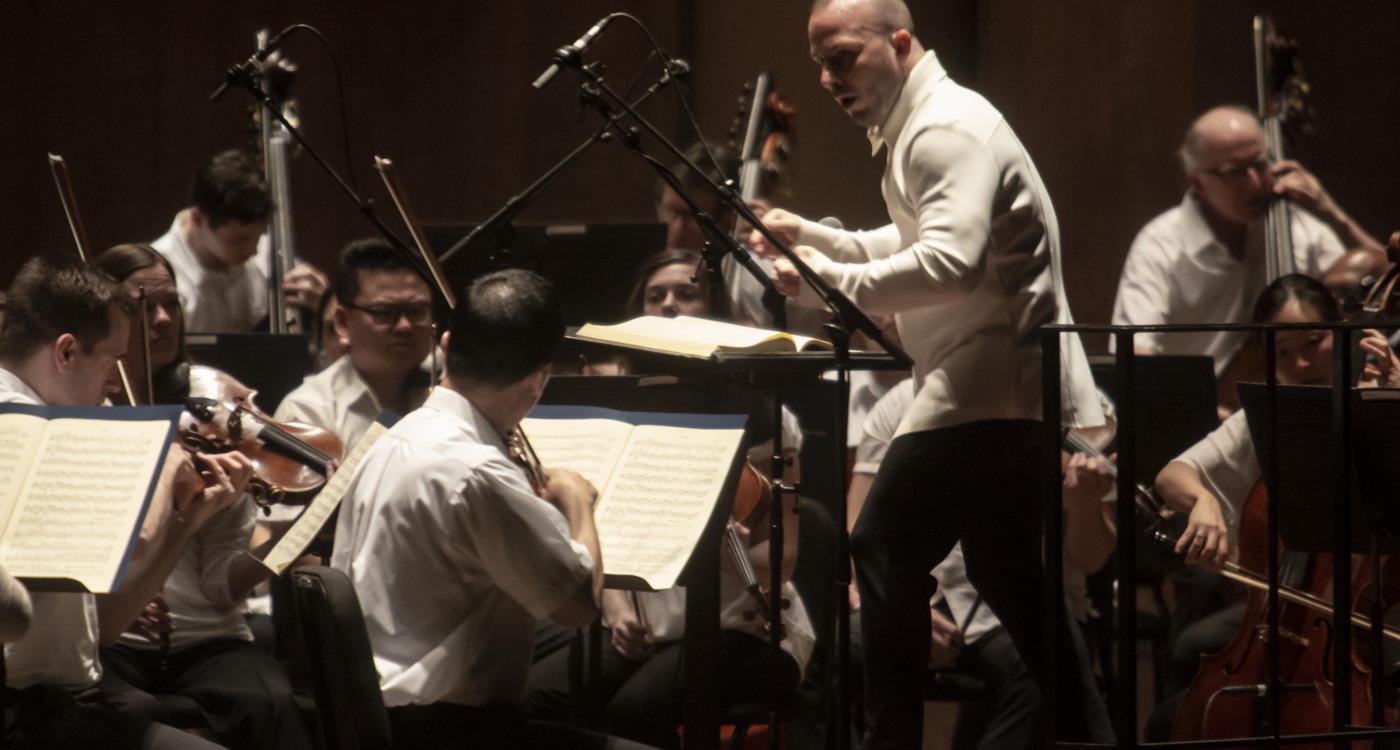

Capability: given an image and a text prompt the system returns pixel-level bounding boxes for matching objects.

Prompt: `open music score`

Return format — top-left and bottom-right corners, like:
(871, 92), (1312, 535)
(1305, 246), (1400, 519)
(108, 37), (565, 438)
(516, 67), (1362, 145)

(521, 405), (747, 591)
(574, 315), (833, 360)
(0, 404), (181, 593)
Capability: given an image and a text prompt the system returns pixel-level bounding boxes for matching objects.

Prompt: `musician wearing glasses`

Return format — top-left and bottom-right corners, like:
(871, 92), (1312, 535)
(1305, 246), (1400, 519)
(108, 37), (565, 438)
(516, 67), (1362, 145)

(274, 238), (435, 450)
(1111, 105), (1384, 379)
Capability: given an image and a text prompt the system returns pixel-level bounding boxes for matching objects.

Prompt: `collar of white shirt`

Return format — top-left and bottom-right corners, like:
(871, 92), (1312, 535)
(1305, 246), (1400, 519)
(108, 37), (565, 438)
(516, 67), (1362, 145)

(867, 50), (947, 156)
(0, 367), (44, 405)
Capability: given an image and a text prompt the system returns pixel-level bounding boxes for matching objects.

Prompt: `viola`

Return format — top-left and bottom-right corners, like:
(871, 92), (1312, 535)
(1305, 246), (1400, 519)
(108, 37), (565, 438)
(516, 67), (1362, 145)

(728, 460), (789, 638)
(176, 365), (342, 510)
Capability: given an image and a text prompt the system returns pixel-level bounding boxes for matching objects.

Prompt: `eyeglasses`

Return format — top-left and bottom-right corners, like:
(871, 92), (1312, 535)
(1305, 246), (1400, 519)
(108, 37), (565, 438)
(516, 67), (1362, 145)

(346, 302), (433, 326)
(1198, 159), (1271, 180)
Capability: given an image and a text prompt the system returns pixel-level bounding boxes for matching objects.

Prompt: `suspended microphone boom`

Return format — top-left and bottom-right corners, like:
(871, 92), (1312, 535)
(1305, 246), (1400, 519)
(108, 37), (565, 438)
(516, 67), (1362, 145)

(531, 14), (617, 91)
(210, 25), (297, 103)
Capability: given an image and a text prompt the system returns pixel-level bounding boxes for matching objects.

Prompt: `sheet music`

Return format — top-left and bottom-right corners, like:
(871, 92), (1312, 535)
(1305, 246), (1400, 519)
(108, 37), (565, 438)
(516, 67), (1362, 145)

(0, 414), (47, 539)
(522, 414), (745, 590)
(518, 418), (633, 491)
(0, 417), (172, 592)
(261, 421), (389, 574)
(595, 425), (744, 590)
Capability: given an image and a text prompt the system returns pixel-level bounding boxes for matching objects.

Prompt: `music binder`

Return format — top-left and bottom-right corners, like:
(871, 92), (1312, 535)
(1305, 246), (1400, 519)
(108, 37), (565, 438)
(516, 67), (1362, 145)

(0, 403), (181, 593)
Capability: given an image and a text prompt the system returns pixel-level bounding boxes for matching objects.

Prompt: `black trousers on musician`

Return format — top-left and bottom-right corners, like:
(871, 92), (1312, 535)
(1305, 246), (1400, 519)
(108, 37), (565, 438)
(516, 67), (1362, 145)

(2, 684), (222, 750)
(851, 420), (1104, 750)
(527, 628), (800, 749)
(99, 638), (314, 750)
(387, 702), (660, 749)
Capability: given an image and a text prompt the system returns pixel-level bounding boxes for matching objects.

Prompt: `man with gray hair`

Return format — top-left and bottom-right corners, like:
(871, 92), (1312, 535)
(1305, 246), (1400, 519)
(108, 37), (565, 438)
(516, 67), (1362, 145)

(752, 0), (1108, 746)
(1111, 105), (1384, 393)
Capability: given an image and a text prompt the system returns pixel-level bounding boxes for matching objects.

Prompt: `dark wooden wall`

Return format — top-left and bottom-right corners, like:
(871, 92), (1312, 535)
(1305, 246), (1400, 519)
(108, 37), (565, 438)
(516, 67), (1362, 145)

(4, 2), (1397, 350)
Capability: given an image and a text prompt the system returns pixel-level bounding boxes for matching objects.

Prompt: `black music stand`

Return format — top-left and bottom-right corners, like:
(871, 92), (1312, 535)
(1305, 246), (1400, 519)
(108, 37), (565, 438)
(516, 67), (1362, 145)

(185, 332), (309, 415)
(1089, 353), (1218, 482)
(1240, 383), (1400, 552)
(1352, 388), (1400, 542)
(538, 375), (753, 746)
(425, 222), (666, 326)
(545, 343), (902, 750)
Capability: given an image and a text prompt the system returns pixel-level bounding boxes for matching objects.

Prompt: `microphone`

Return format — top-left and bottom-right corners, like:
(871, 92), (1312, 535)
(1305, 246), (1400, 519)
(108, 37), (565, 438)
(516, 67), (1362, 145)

(532, 14), (616, 91)
(818, 216), (845, 230)
(664, 58), (691, 81)
(210, 26), (296, 103)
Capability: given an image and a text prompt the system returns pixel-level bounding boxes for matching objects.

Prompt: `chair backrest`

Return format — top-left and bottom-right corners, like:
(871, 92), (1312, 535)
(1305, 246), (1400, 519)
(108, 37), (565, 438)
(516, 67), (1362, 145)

(291, 565), (393, 750)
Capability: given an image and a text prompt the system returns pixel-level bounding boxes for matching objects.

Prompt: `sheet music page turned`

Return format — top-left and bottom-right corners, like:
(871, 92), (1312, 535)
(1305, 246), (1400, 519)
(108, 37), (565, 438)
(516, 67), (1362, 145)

(0, 417), (172, 592)
(522, 417), (745, 590)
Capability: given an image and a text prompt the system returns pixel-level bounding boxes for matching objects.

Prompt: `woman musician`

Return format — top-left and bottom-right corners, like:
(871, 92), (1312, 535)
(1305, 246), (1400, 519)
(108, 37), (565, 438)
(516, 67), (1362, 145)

(1145, 273), (1400, 741)
(93, 243), (317, 750)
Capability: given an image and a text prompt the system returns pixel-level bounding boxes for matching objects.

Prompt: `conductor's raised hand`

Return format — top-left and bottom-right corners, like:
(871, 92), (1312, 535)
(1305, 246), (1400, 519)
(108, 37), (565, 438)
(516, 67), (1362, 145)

(770, 245), (820, 299)
(748, 208), (804, 258)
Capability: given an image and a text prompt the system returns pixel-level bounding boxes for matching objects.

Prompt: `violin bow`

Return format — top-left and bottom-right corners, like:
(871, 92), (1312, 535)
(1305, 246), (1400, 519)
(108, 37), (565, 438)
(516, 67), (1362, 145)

(47, 153), (144, 405)
(372, 156), (457, 310)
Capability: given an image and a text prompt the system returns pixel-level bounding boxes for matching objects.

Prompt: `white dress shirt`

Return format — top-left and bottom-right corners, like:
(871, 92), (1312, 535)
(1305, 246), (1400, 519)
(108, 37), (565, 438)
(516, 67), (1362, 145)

(0, 368), (102, 690)
(331, 387), (593, 708)
(116, 498), (257, 652)
(274, 354), (384, 452)
(791, 52), (1103, 437)
(152, 210), (272, 334)
(1174, 408), (1257, 546)
(1110, 193), (1344, 374)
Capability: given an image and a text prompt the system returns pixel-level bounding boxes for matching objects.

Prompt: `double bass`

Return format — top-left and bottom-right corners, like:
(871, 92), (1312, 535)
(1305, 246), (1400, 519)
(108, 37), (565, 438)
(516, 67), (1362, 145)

(1214, 15), (1312, 417)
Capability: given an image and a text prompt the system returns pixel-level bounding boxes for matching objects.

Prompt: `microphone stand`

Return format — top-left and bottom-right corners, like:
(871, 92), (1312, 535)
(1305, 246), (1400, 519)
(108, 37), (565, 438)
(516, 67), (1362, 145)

(566, 58), (911, 750)
(438, 61), (689, 268)
(211, 61), (435, 289)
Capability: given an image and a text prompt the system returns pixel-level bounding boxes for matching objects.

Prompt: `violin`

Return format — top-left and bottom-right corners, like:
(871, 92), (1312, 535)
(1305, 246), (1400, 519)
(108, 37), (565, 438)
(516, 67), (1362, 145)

(728, 461), (789, 638)
(47, 154), (144, 406)
(177, 365), (342, 510)
(504, 428), (549, 497)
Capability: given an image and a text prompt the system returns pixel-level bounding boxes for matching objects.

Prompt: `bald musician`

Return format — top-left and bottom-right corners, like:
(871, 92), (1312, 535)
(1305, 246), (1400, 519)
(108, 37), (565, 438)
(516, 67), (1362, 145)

(1111, 105), (1385, 377)
(750, 0), (1106, 746)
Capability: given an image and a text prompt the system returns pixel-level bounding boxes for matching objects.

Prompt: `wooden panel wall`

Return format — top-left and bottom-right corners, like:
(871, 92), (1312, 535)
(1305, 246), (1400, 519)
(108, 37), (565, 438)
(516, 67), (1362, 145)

(3, 1), (1397, 347)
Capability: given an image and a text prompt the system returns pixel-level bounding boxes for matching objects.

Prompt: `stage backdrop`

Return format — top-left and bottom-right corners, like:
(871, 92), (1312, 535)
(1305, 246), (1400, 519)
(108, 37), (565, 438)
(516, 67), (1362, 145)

(3, 1), (1396, 349)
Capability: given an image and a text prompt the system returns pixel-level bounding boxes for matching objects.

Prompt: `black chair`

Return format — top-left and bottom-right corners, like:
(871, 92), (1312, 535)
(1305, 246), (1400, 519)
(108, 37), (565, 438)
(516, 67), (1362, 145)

(291, 565), (392, 750)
